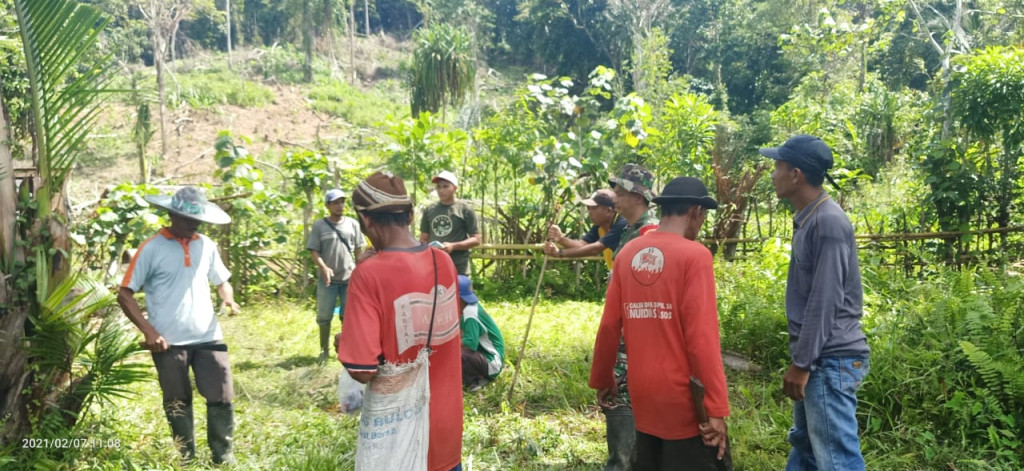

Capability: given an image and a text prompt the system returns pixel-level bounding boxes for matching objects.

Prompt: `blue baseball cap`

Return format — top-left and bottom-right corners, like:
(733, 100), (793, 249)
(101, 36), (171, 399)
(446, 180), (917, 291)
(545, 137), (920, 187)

(457, 275), (478, 304)
(759, 134), (840, 189)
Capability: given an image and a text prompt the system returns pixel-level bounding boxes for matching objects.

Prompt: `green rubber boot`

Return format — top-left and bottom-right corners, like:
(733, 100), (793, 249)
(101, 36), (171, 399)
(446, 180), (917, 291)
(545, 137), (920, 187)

(207, 402), (235, 465)
(164, 402), (195, 461)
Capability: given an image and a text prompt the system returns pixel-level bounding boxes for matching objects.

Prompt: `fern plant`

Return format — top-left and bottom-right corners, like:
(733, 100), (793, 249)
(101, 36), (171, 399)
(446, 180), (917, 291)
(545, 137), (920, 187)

(957, 272), (1024, 406)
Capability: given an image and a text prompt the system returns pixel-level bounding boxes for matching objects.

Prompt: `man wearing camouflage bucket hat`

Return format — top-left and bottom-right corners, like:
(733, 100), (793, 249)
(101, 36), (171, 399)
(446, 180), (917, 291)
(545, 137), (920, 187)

(594, 163), (660, 470)
(118, 186), (240, 464)
(610, 163), (660, 258)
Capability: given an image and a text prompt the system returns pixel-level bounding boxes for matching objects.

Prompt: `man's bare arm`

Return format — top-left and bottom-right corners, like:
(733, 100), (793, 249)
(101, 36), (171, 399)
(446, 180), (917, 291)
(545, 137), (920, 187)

(116, 287), (167, 352)
(216, 282), (241, 315)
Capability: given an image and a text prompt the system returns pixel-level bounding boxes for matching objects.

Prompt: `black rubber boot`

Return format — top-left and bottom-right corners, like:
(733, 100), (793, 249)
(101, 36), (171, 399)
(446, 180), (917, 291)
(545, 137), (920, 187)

(164, 401), (195, 461)
(207, 402), (235, 465)
(603, 407), (636, 471)
(318, 324), (332, 364)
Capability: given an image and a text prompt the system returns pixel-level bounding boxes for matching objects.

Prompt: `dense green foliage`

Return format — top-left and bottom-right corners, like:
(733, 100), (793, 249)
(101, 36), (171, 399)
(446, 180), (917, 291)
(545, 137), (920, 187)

(410, 23), (476, 116)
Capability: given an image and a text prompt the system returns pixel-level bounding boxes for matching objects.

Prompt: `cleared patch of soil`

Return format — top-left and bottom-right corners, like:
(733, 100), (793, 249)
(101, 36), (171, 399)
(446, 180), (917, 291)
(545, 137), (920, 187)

(72, 83), (331, 203)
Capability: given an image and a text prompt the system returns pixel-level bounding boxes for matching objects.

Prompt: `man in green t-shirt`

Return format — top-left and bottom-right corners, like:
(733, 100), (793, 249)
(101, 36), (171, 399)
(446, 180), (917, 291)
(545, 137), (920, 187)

(419, 170), (481, 275)
(458, 275), (505, 392)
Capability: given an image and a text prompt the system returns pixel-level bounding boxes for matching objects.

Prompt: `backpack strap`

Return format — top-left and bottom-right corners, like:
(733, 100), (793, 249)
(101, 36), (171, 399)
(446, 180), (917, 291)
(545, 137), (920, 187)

(323, 217), (354, 254)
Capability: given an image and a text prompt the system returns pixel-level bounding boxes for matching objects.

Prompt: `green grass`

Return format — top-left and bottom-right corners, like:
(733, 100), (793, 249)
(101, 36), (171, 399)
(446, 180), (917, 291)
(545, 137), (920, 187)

(173, 68), (276, 109)
(21, 278), (1021, 470)
(55, 298), (611, 469)
(307, 79), (408, 127)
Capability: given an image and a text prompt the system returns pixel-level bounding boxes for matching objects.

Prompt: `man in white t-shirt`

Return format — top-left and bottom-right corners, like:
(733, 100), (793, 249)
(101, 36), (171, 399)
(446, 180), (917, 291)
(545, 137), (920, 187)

(118, 186), (240, 465)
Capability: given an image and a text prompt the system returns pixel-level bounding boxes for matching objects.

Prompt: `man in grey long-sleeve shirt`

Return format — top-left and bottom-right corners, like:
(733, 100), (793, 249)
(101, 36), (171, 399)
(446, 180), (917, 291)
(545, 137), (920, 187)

(761, 135), (870, 471)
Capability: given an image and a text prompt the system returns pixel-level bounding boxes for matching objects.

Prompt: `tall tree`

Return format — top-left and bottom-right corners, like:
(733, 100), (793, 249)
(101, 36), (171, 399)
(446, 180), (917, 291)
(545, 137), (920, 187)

(949, 47), (1024, 243)
(409, 23), (476, 120)
(140, 0), (190, 168)
(303, 0), (313, 82)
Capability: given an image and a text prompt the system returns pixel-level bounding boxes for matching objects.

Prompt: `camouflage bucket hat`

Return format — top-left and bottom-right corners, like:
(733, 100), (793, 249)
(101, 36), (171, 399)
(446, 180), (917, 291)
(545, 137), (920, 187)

(608, 163), (656, 201)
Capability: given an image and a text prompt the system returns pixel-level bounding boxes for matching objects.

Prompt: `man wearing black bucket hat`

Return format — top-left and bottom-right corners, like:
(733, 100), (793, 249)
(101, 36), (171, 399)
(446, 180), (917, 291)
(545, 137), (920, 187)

(760, 135), (869, 471)
(118, 186), (240, 464)
(591, 177), (732, 470)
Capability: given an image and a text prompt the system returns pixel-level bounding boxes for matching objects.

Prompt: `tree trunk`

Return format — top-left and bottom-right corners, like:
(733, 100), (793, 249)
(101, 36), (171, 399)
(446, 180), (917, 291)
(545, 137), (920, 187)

(364, 0), (370, 36)
(226, 0), (233, 68)
(323, 0), (337, 77)
(0, 303), (30, 446)
(0, 89), (30, 447)
(349, 0), (357, 83)
(169, 18), (179, 64)
(154, 30), (168, 166)
(303, 0), (313, 82)
(0, 84), (15, 266)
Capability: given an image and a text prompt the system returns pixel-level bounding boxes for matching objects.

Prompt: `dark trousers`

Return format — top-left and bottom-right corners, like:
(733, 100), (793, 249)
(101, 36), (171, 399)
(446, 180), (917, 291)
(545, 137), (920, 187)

(634, 430), (733, 471)
(152, 342), (234, 406)
(152, 342), (235, 461)
(461, 347), (490, 387)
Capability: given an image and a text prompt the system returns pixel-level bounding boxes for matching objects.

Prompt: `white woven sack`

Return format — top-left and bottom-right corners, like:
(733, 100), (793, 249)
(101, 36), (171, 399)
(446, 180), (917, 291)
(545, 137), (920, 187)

(355, 348), (431, 471)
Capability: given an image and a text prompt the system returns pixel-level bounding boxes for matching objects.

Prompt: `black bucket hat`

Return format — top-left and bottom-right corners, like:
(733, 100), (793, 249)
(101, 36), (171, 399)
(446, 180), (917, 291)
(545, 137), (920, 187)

(651, 177), (718, 209)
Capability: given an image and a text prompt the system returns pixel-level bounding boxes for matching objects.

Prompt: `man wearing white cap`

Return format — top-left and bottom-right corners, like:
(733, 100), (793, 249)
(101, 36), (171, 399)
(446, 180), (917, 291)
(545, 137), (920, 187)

(306, 188), (366, 363)
(420, 170), (481, 275)
(118, 186), (240, 464)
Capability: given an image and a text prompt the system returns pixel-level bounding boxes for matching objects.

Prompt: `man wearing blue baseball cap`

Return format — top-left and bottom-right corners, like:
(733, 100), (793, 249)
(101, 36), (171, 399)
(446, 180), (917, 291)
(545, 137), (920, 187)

(457, 275), (505, 392)
(306, 188), (366, 363)
(760, 135), (870, 471)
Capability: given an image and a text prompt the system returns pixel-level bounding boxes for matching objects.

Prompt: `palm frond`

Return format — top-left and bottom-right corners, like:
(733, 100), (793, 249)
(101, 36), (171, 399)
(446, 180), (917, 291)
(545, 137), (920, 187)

(14, 0), (113, 220)
(410, 23), (476, 116)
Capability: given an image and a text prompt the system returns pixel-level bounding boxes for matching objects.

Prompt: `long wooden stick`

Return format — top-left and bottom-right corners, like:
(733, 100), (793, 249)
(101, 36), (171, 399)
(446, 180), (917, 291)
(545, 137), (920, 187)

(506, 204), (562, 403)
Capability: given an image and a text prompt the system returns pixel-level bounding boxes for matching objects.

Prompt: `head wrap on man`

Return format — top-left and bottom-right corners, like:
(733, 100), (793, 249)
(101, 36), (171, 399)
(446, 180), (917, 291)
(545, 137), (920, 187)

(351, 171), (414, 213)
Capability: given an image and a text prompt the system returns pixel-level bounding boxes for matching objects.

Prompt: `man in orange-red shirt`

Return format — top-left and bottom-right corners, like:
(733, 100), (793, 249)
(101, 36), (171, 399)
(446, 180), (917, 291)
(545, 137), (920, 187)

(339, 171), (463, 471)
(590, 177), (732, 470)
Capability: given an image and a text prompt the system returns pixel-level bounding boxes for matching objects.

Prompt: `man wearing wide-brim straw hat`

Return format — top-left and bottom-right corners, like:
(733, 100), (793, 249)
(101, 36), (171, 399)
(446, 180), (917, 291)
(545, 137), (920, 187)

(117, 186), (240, 465)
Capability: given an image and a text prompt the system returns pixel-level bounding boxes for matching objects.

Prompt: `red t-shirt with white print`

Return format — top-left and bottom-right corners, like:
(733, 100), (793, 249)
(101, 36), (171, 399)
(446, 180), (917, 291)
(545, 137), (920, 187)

(590, 231), (730, 439)
(339, 245), (463, 471)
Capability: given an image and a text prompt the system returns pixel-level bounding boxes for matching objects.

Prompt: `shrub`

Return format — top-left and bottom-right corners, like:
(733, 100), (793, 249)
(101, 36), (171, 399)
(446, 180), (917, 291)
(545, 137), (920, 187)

(307, 79), (406, 127)
(174, 68), (275, 109)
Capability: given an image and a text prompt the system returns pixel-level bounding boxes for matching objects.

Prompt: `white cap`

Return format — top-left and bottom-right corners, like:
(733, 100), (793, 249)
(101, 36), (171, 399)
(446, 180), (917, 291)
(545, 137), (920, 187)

(431, 170), (459, 187)
(325, 189), (346, 203)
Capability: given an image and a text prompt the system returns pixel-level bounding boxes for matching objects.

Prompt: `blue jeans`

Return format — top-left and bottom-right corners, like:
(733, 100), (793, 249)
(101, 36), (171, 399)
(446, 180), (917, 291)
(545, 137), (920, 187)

(315, 281), (348, 325)
(786, 355), (869, 471)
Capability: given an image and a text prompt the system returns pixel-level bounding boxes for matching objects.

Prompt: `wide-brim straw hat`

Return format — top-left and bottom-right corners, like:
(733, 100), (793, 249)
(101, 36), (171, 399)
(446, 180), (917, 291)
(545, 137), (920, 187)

(145, 186), (231, 225)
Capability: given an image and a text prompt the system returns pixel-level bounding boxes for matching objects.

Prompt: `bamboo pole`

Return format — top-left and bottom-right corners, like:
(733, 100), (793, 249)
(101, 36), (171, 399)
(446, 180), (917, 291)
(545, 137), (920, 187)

(506, 204), (562, 404)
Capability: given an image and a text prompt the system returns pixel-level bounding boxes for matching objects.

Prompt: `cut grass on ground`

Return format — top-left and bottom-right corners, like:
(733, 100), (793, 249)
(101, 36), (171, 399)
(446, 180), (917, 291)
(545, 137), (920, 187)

(57, 296), (899, 470)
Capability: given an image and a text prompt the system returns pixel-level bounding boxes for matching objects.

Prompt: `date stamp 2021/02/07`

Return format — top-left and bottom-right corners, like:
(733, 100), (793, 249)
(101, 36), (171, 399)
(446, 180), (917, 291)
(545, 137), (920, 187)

(22, 437), (121, 449)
